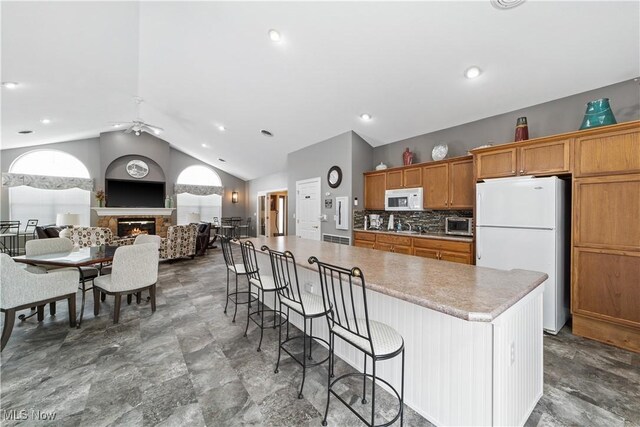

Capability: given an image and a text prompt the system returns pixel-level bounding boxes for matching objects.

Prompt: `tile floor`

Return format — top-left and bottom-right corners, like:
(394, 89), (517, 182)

(1, 248), (638, 426)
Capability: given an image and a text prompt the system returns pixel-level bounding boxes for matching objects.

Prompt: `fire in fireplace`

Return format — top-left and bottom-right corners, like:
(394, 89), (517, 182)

(117, 218), (156, 237)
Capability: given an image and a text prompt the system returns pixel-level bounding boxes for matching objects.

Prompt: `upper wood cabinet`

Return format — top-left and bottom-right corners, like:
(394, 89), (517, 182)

(386, 167), (422, 189)
(364, 172), (386, 210)
(518, 139), (571, 176)
(475, 147), (517, 179)
(475, 138), (571, 180)
(422, 157), (474, 210)
(449, 158), (474, 209)
(422, 163), (449, 209)
(574, 127), (640, 177)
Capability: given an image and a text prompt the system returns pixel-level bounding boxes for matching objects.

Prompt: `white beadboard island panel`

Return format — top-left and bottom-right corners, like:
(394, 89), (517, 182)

(248, 237), (546, 426)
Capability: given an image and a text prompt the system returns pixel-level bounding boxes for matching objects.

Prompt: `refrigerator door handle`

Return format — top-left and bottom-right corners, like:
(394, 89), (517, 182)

(477, 235), (482, 260)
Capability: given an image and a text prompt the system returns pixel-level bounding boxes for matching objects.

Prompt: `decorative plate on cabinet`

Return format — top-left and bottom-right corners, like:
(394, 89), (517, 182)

(431, 144), (449, 161)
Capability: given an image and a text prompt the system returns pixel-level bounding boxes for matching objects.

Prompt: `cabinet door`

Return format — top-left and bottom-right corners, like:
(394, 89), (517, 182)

(364, 173), (386, 210)
(386, 170), (403, 189)
(403, 167), (422, 188)
(518, 139), (571, 176)
(393, 244), (413, 255)
(574, 175), (640, 251)
(354, 240), (375, 249)
(354, 231), (376, 242)
(413, 247), (439, 259)
(572, 248), (640, 328)
(440, 250), (472, 264)
(574, 128), (640, 177)
(476, 148), (517, 179)
(375, 242), (393, 252)
(449, 159), (474, 209)
(422, 164), (449, 209)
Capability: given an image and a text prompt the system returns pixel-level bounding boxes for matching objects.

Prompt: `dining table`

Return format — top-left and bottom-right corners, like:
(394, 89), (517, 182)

(13, 246), (117, 327)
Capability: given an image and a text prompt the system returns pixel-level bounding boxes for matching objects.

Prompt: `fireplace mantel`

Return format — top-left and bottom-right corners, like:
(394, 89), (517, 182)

(92, 208), (174, 217)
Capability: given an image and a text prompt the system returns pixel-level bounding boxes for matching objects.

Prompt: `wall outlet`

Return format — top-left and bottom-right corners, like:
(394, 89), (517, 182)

(510, 342), (515, 366)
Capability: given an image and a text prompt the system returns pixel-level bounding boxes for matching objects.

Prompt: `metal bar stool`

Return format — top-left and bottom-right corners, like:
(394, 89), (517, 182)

(308, 257), (405, 427)
(220, 236), (258, 322)
(239, 240), (287, 351)
(262, 245), (331, 399)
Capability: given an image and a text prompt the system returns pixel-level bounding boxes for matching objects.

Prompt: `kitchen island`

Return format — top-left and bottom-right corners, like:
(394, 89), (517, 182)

(246, 236), (547, 426)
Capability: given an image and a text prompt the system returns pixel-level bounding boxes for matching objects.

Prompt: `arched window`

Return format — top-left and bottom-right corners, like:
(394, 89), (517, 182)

(176, 165), (222, 224)
(9, 150), (91, 226)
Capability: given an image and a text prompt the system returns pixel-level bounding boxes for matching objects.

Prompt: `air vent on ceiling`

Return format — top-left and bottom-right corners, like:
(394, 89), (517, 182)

(490, 0), (526, 9)
(322, 233), (351, 246)
(260, 129), (274, 137)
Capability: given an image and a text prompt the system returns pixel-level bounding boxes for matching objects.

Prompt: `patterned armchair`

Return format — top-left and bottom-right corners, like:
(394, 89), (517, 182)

(67, 227), (113, 247)
(160, 224), (197, 260)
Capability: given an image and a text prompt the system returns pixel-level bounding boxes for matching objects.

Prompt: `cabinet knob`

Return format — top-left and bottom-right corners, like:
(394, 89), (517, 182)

(512, 170), (516, 174)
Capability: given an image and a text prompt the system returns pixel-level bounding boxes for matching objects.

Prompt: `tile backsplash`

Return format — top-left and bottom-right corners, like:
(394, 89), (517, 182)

(353, 210), (473, 233)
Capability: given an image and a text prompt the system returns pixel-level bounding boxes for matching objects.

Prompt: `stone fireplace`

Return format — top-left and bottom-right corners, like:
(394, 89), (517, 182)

(94, 209), (173, 238)
(117, 217), (156, 237)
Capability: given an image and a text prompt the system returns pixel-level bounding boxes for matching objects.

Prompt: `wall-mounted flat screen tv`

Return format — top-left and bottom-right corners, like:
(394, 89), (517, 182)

(106, 179), (165, 208)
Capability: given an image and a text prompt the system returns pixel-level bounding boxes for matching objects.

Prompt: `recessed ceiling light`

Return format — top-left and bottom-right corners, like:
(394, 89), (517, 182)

(491, 0), (526, 10)
(218, 125), (226, 131)
(465, 66), (482, 79)
(260, 129), (274, 137)
(268, 29), (281, 42)
(18, 130), (34, 135)
(202, 144), (208, 148)
(112, 124), (122, 128)
(2, 82), (19, 89)
(218, 158), (226, 162)
(153, 129), (161, 135)
(40, 118), (51, 124)
(360, 113), (372, 121)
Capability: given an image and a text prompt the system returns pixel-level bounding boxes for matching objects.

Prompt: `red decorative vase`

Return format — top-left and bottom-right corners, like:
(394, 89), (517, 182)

(514, 117), (529, 142)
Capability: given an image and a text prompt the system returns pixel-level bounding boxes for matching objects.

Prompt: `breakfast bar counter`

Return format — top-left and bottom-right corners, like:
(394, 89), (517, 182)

(246, 236), (547, 426)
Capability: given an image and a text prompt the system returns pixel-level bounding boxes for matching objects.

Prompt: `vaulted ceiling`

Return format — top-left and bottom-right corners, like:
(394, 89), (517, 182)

(2, 1), (638, 180)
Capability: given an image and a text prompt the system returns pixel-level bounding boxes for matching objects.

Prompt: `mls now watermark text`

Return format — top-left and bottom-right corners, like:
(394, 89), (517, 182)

(2, 409), (57, 421)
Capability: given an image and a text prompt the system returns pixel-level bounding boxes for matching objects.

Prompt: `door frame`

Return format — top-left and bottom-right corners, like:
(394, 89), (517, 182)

(256, 187), (287, 237)
(295, 177), (321, 241)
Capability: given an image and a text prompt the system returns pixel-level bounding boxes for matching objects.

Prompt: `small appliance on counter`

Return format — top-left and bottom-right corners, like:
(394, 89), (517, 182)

(384, 188), (423, 211)
(387, 214), (395, 230)
(368, 214), (382, 230)
(445, 217), (473, 236)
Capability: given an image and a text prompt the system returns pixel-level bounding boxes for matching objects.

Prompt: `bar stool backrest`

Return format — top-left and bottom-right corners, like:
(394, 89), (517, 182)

(0, 221), (20, 234)
(239, 241), (261, 281)
(220, 236), (237, 271)
(25, 219), (38, 233)
(308, 257), (374, 355)
(262, 246), (307, 316)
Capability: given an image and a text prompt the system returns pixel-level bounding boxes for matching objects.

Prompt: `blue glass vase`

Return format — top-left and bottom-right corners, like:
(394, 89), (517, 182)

(579, 98), (617, 130)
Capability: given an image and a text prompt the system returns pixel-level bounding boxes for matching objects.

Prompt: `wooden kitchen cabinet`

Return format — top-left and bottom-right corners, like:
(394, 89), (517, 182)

(448, 158), (474, 209)
(574, 126), (640, 177)
(518, 139), (571, 176)
(351, 230), (474, 264)
(422, 163), (449, 209)
(475, 147), (517, 179)
(364, 172), (386, 210)
(386, 167), (422, 189)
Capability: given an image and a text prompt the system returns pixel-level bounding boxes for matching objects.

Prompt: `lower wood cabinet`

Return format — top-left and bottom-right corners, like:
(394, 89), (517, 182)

(353, 231), (474, 264)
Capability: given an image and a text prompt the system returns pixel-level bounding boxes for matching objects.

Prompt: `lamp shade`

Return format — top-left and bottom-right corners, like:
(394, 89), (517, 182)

(56, 213), (80, 227)
(232, 191), (239, 203)
(186, 212), (201, 224)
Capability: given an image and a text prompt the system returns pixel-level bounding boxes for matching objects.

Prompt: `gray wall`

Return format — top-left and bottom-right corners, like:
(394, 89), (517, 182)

(0, 131), (247, 223)
(245, 171), (288, 236)
(351, 132), (374, 216)
(287, 131), (357, 239)
(373, 78), (640, 168)
(0, 137), (100, 221)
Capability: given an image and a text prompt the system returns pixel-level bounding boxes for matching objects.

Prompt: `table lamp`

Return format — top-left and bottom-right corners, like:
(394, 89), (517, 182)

(186, 212), (201, 224)
(56, 213), (80, 239)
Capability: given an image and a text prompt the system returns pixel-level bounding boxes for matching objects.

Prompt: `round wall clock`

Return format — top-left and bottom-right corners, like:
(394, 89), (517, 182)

(126, 159), (149, 179)
(327, 166), (342, 189)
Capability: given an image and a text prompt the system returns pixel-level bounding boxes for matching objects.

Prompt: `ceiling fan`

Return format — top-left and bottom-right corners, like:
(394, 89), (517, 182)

(111, 96), (164, 136)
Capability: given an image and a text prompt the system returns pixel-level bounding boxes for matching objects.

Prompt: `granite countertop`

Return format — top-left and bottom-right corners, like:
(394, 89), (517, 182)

(354, 228), (474, 243)
(246, 236), (547, 322)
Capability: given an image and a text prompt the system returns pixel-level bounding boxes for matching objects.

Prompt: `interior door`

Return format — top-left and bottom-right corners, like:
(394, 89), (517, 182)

(295, 178), (321, 241)
(258, 195), (267, 237)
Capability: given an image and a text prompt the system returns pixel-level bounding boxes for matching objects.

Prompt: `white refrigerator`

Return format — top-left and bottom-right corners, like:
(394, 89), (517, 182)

(476, 176), (569, 334)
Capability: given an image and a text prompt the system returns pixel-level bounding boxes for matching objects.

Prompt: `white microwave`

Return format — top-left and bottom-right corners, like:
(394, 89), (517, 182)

(384, 188), (423, 211)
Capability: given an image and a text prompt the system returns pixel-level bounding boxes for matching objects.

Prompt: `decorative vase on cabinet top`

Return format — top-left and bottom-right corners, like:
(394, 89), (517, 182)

(514, 117), (529, 142)
(579, 98), (617, 130)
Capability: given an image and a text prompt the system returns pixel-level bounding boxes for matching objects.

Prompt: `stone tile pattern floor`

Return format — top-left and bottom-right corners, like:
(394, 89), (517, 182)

(0, 248), (638, 426)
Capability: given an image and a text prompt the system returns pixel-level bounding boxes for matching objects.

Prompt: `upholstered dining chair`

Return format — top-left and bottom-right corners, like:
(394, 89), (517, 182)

(1, 254), (79, 351)
(26, 237), (99, 318)
(134, 234), (162, 248)
(92, 243), (159, 324)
